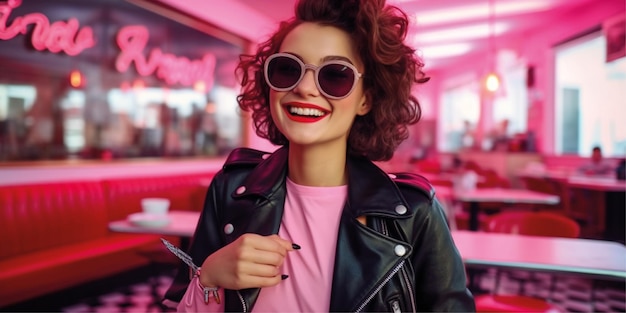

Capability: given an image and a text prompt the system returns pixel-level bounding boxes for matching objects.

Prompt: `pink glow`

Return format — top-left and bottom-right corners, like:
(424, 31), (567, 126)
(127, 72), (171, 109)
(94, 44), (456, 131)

(414, 22), (508, 44)
(115, 25), (216, 88)
(69, 70), (84, 88)
(419, 43), (473, 59)
(414, 0), (553, 26)
(0, 0), (96, 56)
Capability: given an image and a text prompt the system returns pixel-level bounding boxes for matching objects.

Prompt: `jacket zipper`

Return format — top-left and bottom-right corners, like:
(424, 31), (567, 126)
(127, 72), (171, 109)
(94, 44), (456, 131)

(354, 218), (417, 312)
(400, 265), (417, 312)
(237, 290), (247, 312)
(355, 260), (405, 312)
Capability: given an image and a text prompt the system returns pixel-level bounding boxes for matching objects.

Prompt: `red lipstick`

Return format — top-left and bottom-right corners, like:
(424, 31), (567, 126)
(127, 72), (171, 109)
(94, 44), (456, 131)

(283, 102), (330, 123)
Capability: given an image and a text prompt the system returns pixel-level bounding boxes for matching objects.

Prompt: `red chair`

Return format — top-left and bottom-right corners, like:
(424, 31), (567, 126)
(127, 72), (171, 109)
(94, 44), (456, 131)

(475, 295), (564, 313)
(415, 159), (441, 174)
(520, 176), (575, 214)
(474, 211), (579, 313)
(477, 169), (511, 189)
(485, 211), (580, 238)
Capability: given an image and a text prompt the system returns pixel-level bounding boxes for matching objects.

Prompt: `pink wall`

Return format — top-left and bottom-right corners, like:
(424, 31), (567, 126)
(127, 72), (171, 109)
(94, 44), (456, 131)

(154, 0), (280, 43)
(518, 1), (625, 155)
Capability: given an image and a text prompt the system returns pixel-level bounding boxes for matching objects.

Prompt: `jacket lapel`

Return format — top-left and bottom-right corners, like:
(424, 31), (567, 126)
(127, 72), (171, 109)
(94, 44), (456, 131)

(222, 146), (289, 237)
(329, 156), (415, 312)
(329, 206), (412, 312)
(222, 148), (289, 310)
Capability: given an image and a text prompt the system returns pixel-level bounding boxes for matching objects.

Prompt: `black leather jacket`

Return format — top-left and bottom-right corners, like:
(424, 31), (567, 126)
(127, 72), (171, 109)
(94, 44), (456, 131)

(165, 147), (475, 312)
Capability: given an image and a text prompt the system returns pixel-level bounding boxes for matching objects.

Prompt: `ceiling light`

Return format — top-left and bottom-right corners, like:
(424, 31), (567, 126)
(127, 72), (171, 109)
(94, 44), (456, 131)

(414, 0), (552, 26)
(413, 22), (508, 44)
(418, 43), (473, 59)
(484, 72), (501, 92)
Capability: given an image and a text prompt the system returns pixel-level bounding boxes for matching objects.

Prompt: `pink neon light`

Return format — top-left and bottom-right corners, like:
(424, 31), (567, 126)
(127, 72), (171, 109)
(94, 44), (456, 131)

(0, 0), (96, 56)
(115, 25), (216, 88)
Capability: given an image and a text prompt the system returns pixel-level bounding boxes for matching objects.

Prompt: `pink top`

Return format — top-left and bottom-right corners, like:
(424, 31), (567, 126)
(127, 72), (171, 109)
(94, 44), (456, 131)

(177, 178), (347, 312)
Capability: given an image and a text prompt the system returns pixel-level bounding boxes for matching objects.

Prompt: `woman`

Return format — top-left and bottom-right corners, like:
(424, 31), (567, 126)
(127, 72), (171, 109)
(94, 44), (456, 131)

(164, 0), (475, 311)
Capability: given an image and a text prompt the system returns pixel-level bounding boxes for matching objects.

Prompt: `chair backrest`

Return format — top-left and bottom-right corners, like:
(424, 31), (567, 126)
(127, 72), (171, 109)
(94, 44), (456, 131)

(521, 176), (558, 195)
(486, 211), (580, 238)
(477, 169), (511, 189)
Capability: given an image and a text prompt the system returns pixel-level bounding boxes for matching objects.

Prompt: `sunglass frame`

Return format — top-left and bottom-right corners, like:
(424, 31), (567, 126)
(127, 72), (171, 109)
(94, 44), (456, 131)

(263, 52), (363, 100)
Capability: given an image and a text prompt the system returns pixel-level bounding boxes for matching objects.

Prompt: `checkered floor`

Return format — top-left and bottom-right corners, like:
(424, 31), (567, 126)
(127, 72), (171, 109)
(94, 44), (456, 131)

(472, 268), (626, 313)
(59, 275), (172, 313)
(3, 266), (624, 312)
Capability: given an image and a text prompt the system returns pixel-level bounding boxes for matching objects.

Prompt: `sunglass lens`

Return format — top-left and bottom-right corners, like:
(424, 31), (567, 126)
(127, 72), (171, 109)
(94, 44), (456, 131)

(318, 63), (355, 98)
(268, 56), (301, 89)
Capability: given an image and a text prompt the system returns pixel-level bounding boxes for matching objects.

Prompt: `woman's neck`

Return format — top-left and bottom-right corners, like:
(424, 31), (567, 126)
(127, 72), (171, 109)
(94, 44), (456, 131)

(287, 144), (348, 187)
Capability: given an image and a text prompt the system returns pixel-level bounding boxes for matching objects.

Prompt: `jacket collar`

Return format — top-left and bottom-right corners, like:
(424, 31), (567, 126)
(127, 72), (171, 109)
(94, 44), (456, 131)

(232, 146), (414, 219)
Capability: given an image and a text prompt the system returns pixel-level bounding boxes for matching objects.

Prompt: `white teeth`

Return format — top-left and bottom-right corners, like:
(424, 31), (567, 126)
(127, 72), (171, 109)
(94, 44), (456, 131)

(289, 107), (325, 117)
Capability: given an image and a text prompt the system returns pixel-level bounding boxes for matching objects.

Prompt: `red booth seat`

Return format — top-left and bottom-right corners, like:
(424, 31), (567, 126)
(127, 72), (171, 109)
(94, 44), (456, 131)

(0, 172), (215, 308)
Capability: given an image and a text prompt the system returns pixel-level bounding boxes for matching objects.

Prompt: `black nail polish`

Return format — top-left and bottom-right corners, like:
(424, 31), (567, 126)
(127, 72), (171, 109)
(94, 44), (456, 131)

(292, 243), (301, 250)
(281, 274), (289, 280)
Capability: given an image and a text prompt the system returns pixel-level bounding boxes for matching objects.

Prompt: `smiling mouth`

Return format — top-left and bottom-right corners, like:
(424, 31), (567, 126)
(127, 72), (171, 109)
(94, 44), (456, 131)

(288, 106), (327, 117)
(284, 105), (329, 123)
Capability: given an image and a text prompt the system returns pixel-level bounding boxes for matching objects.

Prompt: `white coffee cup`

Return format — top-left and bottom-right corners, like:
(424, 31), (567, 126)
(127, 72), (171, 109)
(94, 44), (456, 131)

(141, 198), (170, 215)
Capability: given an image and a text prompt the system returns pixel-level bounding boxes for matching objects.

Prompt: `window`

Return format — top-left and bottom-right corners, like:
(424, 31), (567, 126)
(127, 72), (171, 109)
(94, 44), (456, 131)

(493, 64), (528, 137)
(438, 61), (528, 153)
(438, 80), (480, 152)
(554, 31), (626, 157)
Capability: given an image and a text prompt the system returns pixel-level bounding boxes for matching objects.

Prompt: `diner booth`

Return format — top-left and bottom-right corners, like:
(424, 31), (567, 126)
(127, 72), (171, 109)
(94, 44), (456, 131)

(1, 0), (625, 312)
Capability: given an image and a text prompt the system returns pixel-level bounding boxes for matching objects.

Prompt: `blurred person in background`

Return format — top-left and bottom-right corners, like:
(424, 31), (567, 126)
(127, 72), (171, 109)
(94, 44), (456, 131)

(577, 146), (615, 176)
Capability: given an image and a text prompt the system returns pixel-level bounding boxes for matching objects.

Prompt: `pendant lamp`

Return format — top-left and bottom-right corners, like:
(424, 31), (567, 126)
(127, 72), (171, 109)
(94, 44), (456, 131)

(484, 0), (501, 94)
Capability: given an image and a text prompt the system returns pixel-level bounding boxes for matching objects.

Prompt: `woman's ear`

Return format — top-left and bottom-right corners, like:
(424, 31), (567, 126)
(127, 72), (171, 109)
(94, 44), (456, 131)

(356, 94), (371, 116)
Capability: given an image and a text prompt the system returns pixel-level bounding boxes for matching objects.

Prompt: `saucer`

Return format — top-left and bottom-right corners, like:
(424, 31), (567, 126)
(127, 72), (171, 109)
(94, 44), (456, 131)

(128, 212), (170, 228)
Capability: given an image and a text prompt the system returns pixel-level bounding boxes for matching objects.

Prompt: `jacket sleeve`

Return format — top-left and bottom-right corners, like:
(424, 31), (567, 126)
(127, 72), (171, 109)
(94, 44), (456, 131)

(411, 196), (476, 312)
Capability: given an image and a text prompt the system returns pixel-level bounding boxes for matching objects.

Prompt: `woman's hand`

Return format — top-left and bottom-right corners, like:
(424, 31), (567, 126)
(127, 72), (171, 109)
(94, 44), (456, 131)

(199, 234), (296, 290)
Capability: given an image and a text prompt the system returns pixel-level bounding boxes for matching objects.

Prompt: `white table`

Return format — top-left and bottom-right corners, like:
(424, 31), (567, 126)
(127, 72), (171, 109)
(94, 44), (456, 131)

(109, 211), (200, 270)
(451, 230), (626, 281)
(109, 210), (199, 237)
(567, 176), (626, 192)
(518, 171), (625, 192)
(109, 211), (626, 281)
(453, 188), (560, 231)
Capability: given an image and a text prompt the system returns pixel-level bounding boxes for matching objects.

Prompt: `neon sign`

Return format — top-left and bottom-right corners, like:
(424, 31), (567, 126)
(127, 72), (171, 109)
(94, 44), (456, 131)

(115, 25), (216, 88)
(0, 1), (217, 88)
(0, 0), (96, 56)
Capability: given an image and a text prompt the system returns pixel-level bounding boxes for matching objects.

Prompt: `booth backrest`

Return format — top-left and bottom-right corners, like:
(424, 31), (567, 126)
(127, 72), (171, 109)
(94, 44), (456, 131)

(102, 173), (212, 222)
(0, 181), (108, 260)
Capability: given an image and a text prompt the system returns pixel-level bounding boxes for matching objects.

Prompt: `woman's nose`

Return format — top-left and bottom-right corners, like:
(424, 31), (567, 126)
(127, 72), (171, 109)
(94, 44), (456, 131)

(292, 69), (320, 98)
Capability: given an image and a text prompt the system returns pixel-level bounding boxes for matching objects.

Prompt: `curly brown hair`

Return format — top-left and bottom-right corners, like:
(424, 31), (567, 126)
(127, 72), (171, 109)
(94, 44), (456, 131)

(236, 0), (429, 161)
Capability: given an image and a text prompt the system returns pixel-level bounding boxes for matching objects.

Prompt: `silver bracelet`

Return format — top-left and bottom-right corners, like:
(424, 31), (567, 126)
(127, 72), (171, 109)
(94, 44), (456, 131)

(195, 269), (221, 304)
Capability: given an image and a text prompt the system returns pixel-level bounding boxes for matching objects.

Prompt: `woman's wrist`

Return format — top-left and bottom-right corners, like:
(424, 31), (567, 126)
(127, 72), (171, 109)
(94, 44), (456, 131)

(197, 268), (216, 288)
